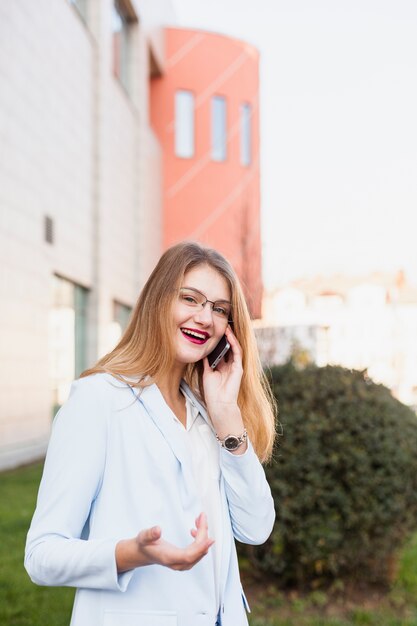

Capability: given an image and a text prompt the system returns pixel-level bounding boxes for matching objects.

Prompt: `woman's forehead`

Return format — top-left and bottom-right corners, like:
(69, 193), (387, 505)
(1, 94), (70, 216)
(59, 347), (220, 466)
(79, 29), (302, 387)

(183, 265), (231, 301)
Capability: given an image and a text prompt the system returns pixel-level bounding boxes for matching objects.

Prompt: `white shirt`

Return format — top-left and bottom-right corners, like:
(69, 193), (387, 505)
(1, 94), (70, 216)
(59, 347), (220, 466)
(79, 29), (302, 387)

(171, 391), (223, 611)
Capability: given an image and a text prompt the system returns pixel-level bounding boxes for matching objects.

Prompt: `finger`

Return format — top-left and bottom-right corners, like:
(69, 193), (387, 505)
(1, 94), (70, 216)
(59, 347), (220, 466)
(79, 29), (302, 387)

(188, 536), (214, 557)
(193, 514), (214, 549)
(138, 525), (161, 545)
(225, 337), (243, 372)
(203, 357), (212, 375)
(194, 512), (209, 541)
(194, 538), (215, 557)
(160, 535), (215, 571)
(189, 512), (203, 539)
(190, 512), (203, 538)
(225, 326), (242, 357)
(185, 537), (215, 567)
(195, 511), (207, 529)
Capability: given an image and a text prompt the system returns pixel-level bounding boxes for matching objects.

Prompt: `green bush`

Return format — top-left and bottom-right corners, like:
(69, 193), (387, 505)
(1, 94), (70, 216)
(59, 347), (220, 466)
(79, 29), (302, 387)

(247, 363), (417, 587)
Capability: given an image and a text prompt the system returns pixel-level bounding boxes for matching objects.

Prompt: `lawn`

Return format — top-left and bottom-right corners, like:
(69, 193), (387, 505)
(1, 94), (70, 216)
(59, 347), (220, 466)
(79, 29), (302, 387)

(243, 531), (417, 626)
(0, 463), (74, 625)
(1, 462), (417, 626)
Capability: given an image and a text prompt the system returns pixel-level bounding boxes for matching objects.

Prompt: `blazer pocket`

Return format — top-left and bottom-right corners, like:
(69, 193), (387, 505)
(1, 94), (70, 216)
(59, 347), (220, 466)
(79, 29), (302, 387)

(103, 610), (177, 626)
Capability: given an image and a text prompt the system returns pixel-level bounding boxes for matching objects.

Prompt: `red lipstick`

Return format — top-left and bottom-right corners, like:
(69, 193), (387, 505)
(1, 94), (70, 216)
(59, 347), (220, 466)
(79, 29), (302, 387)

(180, 327), (210, 344)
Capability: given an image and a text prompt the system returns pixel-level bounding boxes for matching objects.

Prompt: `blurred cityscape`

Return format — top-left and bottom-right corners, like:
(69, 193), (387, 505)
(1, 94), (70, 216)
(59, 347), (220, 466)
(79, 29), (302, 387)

(1, 0), (416, 472)
(255, 270), (417, 409)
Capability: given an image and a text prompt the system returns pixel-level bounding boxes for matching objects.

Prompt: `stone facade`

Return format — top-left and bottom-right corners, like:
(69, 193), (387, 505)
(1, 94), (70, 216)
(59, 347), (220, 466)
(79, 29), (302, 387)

(0, 0), (175, 469)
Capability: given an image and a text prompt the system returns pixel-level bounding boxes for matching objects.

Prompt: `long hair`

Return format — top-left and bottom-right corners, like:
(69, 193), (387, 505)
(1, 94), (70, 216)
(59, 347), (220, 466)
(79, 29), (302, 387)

(80, 241), (276, 462)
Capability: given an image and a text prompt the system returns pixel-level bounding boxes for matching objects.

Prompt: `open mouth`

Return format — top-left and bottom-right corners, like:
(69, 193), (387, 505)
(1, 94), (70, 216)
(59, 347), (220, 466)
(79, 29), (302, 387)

(180, 328), (210, 345)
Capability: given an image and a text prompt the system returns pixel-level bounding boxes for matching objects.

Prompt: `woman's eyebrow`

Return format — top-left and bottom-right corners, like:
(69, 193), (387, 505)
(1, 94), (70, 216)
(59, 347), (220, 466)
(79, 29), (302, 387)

(182, 286), (231, 304)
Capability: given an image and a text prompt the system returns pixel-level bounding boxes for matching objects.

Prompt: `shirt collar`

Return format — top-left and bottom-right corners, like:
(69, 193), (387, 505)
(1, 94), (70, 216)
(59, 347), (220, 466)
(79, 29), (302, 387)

(182, 392), (200, 429)
(179, 380), (210, 421)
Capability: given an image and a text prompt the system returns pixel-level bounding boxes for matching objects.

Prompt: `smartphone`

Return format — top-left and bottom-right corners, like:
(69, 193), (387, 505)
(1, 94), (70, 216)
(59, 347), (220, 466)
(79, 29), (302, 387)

(207, 335), (231, 369)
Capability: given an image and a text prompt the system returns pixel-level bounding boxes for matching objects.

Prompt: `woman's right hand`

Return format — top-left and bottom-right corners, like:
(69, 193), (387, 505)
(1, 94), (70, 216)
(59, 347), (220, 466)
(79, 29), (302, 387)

(116, 512), (214, 573)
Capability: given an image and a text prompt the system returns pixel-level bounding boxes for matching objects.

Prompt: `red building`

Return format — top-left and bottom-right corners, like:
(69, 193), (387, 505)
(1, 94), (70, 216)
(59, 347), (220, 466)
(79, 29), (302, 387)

(151, 28), (262, 318)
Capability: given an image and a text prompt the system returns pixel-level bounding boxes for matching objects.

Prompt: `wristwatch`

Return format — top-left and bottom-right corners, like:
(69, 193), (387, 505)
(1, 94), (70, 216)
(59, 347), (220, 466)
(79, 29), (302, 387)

(216, 429), (248, 451)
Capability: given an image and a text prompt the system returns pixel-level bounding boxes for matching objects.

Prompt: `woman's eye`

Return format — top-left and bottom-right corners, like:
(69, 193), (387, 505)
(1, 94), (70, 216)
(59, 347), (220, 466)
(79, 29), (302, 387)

(214, 306), (228, 316)
(183, 295), (198, 304)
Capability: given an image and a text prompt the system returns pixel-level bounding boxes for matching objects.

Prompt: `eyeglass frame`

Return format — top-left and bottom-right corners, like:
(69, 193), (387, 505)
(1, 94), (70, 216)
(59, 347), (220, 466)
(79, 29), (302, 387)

(177, 286), (233, 322)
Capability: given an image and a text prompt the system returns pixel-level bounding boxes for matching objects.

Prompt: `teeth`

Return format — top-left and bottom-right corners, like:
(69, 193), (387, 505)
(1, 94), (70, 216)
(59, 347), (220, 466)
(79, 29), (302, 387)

(182, 329), (207, 340)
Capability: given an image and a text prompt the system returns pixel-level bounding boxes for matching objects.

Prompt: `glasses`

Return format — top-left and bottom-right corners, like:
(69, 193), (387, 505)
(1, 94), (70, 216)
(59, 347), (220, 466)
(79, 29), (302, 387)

(178, 287), (232, 321)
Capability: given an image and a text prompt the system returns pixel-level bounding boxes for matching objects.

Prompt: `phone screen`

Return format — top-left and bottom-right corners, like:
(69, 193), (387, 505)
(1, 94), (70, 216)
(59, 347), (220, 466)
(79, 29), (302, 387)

(207, 335), (231, 369)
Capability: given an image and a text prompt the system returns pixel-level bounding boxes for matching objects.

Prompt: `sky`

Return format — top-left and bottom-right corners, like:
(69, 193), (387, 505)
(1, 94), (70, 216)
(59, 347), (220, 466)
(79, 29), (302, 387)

(172, 0), (417, 288)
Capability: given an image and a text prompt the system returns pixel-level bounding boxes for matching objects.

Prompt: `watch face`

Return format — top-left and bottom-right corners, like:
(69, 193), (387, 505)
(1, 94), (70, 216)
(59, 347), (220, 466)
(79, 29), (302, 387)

(224, 436), (239, 451)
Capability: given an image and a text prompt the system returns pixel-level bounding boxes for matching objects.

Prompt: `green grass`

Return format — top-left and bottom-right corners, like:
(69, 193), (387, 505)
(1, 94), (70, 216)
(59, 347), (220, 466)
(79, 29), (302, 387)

(1, 462), (417, 625)
(0, 463), (74, 626)
(396, 532), (417, 595)
(247, 534), (417, 626)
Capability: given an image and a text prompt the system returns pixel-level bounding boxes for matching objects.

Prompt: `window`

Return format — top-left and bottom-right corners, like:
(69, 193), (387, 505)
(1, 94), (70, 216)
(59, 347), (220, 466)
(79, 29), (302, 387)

(112, 1), (137, 94)
(211, 96), (227, 161)
(108, 301), (132, 348)
(44, 215), (54, 244)
(49, 276), (89, 415)
(74, 284), (89, 379)
(115, 301), (132, 335)
(240, 103), (252, 166)
(69, 0), (88, 22)
(175, 91), (195, 158)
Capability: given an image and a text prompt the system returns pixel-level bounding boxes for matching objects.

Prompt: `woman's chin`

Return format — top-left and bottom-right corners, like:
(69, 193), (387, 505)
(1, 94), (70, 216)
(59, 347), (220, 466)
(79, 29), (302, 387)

(175, 347), (208, 366)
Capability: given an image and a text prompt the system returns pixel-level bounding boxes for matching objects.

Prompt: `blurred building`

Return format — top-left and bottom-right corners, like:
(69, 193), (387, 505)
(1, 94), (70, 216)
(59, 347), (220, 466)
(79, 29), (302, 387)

(0, 3), (264, 469)
(151, 28), (262, 317)
(0, 0), (175, 470)
(255, 271), (417, 409)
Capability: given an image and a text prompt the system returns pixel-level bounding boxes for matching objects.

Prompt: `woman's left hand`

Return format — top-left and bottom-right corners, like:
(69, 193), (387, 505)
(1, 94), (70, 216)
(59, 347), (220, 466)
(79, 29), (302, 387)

(202, 325), (243, 423)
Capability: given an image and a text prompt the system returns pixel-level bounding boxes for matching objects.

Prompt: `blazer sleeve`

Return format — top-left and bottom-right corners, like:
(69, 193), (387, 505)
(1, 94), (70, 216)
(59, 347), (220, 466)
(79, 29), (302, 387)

(24, 375), (133, 591)
(219, 439), (276, 545)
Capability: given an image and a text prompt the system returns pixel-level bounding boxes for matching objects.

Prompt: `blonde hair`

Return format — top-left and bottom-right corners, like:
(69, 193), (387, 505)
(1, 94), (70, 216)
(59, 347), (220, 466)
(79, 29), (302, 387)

(81, 241), (276, 462)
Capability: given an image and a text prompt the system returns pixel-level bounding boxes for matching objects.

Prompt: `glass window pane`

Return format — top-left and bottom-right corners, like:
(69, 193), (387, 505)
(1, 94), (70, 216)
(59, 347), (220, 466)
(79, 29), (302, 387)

(74, 284), (89, 378)
(211, 96), (227, 161)
(115, 301), (132, 331)
(109, 301), (132, 347)
(49, 276), (89, 415)
(175, 90), (195, 158)
(241, 103), (252, 166)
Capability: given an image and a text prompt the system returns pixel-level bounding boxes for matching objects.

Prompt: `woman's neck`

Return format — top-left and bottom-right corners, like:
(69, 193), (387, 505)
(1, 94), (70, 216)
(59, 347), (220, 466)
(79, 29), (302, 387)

(154, 367), (187, 426)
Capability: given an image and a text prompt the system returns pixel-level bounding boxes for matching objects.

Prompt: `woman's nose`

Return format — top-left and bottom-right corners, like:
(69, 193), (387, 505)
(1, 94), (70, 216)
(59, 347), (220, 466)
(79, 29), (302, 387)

(194, 303), (214, 324)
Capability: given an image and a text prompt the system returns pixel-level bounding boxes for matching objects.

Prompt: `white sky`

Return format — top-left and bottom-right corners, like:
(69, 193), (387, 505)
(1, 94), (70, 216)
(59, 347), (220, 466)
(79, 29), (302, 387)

(171, 0), (417, 288)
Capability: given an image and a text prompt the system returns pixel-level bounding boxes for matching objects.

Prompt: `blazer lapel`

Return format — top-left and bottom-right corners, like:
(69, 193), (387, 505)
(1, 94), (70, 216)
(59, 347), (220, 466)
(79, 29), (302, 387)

(129, 384), (198, 510)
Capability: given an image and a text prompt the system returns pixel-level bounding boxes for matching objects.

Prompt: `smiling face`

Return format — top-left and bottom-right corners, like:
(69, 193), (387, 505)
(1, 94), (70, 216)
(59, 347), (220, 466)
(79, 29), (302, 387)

(172, 264), (231, 369)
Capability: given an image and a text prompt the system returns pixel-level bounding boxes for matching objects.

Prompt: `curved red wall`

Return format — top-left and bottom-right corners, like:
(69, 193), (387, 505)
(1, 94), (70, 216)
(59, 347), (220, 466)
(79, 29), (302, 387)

(151, 28), (262, 317)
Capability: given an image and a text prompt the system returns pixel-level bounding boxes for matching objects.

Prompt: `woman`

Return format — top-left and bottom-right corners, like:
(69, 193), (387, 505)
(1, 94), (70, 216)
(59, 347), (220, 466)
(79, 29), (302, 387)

(25, 241), (276, 626)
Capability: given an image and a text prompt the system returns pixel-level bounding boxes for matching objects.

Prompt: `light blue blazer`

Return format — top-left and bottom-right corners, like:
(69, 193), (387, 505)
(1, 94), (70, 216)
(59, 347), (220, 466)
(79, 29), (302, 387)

(25, 373), (275, 626)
